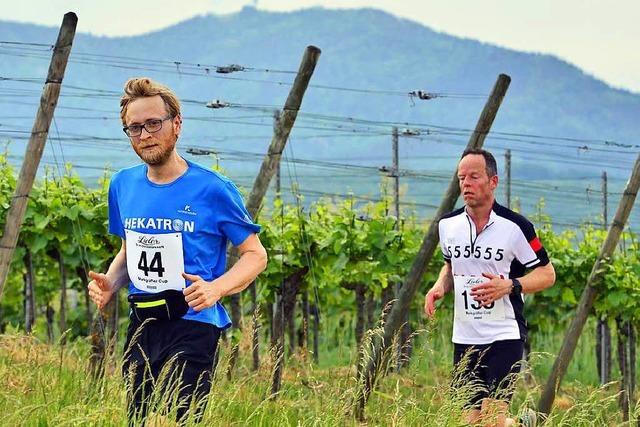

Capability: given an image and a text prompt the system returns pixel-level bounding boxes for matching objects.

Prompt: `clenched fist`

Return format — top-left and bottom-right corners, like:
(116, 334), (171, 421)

(424, 285), (445, 318)
(182, 272), (224, 312)
(88, 271), (115, 310)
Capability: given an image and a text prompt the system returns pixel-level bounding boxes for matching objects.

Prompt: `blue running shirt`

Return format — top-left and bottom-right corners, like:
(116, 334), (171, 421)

(108, 159), (261, 327)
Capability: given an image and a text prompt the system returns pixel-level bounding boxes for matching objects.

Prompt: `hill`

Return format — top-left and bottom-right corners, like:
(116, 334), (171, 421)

(0, 7), (638, 226)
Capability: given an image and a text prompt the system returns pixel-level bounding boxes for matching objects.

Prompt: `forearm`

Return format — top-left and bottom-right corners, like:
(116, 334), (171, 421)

(105, 248), (129, 291)
(434, 263), (454, 294)
(521, 262), (556, 294)
(216, 248), (267, 298)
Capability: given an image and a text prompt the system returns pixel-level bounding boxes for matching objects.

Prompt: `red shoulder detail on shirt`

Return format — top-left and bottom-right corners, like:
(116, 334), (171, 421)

(529, 237), (542, 252)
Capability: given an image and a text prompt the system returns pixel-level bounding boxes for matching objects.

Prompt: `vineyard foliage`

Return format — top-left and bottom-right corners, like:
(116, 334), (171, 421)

(0, 153), (637, 343)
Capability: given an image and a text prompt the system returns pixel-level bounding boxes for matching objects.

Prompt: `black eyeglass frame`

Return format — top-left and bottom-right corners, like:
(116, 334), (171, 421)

(123, 115), (174, 137)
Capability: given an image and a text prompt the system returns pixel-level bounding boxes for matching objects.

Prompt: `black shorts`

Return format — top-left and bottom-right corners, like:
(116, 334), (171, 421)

(123, 317), (221, 425)
(452, 339), (524, 408)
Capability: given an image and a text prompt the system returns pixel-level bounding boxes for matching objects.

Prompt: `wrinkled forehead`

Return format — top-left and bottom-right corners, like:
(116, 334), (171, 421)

(125, 95), (169, 124)
(457, 154), (487, 174)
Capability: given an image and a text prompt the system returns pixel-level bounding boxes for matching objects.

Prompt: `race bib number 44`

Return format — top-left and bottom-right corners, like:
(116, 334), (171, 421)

(454, 275), (505, 322)
(125, 229), (185, 293)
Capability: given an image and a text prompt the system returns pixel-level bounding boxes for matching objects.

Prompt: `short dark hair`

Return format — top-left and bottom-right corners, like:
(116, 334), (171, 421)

(460, 148), (498, 177)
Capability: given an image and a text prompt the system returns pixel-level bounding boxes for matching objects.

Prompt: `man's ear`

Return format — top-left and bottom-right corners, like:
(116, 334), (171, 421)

(490, 174), (499, 190)
(174, 114), (182, 137)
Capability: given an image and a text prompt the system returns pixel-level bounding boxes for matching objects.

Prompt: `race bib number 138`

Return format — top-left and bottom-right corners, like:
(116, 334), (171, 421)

(454, 275), (505, 322)
(125, 229), (185, 293)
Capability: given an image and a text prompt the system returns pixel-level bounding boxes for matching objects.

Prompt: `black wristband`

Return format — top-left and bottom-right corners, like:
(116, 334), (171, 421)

(510, 278), (522, 296)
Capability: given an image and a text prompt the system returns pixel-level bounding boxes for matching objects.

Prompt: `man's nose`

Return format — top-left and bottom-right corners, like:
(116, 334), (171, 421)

(139, 127), (152, 139)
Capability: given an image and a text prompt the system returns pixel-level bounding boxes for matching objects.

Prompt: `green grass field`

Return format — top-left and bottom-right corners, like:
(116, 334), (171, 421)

(0, 315), (635, 426)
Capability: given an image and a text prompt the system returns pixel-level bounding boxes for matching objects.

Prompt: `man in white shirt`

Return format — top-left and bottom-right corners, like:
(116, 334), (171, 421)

(424, 148), (555, 427)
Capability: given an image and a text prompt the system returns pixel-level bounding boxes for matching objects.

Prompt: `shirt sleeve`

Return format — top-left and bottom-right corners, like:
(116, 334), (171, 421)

(216, 181), (261, 246)
(107, 177), (125, 239)
(511, 219), (549, 268)
(438, 220), (451, 263)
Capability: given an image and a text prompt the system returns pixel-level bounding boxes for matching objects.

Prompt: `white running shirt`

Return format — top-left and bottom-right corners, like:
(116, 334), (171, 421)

(438, 201), (549, 344)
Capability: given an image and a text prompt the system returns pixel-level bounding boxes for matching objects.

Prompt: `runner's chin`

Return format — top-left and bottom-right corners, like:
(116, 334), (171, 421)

(136, 145), (172, 165)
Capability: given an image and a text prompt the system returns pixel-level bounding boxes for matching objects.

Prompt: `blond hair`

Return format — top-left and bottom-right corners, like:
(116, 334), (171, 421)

(120, 77), (181, 125)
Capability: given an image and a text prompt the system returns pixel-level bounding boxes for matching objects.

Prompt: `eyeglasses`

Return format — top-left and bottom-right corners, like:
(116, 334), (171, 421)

(123, 115), (173, 137)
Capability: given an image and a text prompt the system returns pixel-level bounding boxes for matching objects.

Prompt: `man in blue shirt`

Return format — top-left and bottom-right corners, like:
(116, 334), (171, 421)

(87, 77), (267, 425)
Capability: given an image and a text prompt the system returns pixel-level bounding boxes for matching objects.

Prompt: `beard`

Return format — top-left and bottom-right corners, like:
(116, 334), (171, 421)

(133, 136), (176, 166)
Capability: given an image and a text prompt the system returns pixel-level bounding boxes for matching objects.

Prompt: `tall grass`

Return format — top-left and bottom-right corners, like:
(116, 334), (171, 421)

(0, 315), (635, 426)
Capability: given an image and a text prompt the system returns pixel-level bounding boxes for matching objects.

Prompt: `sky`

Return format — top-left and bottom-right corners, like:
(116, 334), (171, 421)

(2, 0), (639, 93)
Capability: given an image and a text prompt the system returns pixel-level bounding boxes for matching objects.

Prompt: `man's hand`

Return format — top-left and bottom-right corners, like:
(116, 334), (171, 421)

(424, 285), (445, 318)
(470, 273), (512, 307)
(182, 272), (223, 312)
(88, 271), (115, 310)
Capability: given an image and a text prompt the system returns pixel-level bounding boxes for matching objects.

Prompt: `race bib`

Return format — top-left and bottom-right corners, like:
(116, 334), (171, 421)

(125, 229), (185, 293)
(454, 275), (505, 322)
